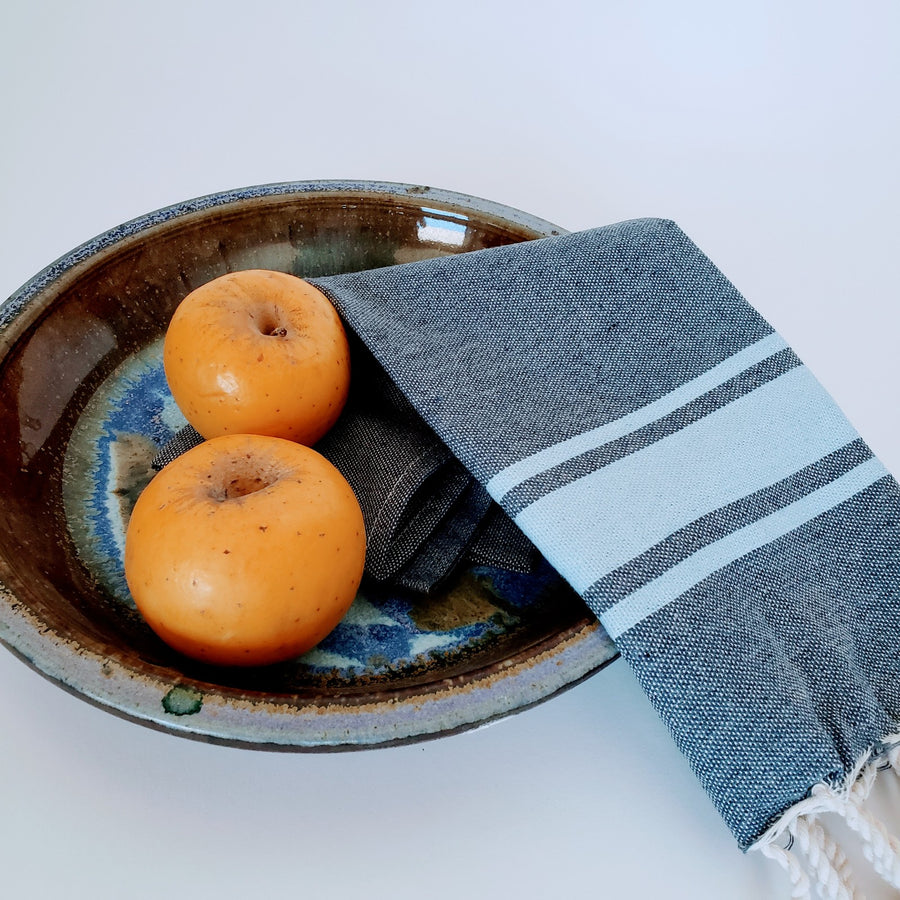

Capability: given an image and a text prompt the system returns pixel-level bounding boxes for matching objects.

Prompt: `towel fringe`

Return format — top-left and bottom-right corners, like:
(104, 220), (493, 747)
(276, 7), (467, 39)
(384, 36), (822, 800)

(829, 764), (900, 888)
(752, 734), (900, 899)
(758, 814), (859, 899)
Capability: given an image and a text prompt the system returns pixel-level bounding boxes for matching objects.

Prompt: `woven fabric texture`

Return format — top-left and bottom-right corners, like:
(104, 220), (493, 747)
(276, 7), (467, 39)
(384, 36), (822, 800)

(302, 219), (900, 849)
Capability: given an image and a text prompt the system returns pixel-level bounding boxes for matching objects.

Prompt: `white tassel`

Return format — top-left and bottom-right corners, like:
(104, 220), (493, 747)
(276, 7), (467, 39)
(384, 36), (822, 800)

(755, 796), (861, 899)
(752, 736), (900, 898)
(791, 815), (860, 899)
(759, 838), (813, 899)
(837, 763), (900, 888)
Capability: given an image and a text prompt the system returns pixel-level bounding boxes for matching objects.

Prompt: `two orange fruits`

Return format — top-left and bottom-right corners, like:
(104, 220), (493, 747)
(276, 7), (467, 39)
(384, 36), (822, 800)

(124, 271), (366, 667)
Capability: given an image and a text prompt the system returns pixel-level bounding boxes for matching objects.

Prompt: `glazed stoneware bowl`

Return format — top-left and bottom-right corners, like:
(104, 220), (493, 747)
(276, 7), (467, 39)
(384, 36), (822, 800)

(0, 180), (617, 749)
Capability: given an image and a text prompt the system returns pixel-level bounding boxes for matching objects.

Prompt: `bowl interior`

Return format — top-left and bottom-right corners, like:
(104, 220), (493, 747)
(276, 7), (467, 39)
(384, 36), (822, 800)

(0, 182), (612, 746)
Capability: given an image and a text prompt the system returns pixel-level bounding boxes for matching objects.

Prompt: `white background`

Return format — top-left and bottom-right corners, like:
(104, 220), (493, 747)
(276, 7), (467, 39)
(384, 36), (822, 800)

(2, 2), (900, 897)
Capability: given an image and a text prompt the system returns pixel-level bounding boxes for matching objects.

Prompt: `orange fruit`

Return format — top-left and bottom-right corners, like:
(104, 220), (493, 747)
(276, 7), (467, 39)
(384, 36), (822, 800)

(163, 270), (351, 445)
(124, 433), (366, 667)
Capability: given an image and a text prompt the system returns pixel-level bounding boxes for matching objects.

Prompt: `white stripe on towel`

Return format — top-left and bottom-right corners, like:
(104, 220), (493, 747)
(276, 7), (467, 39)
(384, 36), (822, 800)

(601, 456), (887, 638)
(486, 332), (789, 501)
(512, 365), (861, 594)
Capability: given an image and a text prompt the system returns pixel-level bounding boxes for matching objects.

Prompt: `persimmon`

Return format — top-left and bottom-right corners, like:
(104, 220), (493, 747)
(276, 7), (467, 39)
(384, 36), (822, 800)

(163, 270), (351, 445)
(124, 433), (366, 667)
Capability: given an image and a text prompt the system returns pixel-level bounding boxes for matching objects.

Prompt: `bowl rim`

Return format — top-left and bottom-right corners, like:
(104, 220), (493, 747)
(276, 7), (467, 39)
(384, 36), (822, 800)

(2, 180), (564, 330)
(0, 179), (617, 750)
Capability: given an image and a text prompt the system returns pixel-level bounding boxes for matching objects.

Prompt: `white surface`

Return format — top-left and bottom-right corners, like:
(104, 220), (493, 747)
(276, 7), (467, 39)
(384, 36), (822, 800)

(2, 2), (899, 897)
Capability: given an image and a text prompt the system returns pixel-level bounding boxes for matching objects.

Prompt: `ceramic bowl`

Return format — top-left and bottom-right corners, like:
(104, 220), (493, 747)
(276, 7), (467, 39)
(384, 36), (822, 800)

(0, 180), (617, 749)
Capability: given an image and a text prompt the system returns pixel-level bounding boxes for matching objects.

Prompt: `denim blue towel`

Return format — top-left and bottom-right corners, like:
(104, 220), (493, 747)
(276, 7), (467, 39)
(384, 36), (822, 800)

(310, 219), (900, 896)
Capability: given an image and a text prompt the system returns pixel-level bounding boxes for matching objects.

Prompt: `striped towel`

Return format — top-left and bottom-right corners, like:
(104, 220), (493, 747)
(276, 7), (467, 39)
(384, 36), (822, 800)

(311, 218), (900, 897)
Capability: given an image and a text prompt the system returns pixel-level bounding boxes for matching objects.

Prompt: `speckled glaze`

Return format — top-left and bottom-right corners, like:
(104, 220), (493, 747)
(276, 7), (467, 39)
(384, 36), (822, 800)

(0, 181), (617, 749)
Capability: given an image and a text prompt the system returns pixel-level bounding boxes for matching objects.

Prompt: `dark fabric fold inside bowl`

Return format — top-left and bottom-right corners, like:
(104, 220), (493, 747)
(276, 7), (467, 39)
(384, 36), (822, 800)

(152, 341), (537, 594)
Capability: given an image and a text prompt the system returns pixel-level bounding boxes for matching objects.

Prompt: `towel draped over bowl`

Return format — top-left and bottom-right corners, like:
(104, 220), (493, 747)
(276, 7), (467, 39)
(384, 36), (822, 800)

(157, 218), (900, 896)
(310, 219), (900, 898)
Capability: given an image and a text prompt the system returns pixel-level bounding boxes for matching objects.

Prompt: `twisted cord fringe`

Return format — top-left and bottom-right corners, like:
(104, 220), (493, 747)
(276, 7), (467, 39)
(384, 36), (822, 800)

(752, 735), (900, 899)
(831, 764), (900, 888)
(758, 816), (859, 900)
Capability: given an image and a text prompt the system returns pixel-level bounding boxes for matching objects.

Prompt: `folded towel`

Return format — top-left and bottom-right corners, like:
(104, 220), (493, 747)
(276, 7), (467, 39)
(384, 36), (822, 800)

(302, 219), (900, 897)
(314, 339), (536, 590)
